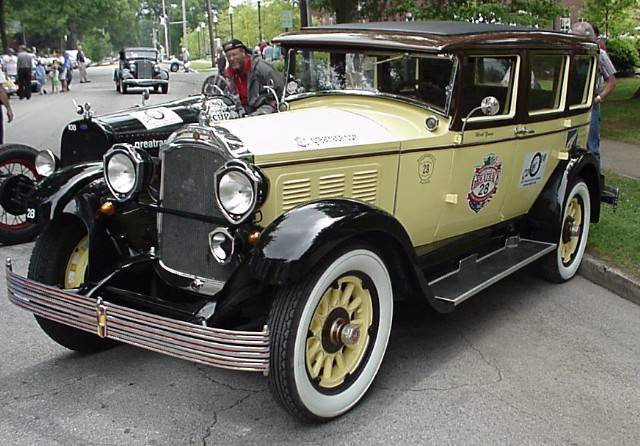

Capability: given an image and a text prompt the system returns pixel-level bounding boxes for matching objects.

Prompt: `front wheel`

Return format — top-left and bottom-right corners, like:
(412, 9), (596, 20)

(161, 84), (168, 94)
(120, 79), (127, 94)
(268, 246), (393, 422)
(540, 179), (591, 283)
(28, 218), (118, 353)
(0, 144), (41, 244)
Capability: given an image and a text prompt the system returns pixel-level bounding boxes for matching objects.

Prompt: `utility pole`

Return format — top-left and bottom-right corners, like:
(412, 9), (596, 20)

(258, 1), (263, 41)
(181, 0), (187, 51)
(229, 7), (234, 39)
(204, 0), (216, 68)
(300, 0), (311, 28)
(161, 0), (169, 59)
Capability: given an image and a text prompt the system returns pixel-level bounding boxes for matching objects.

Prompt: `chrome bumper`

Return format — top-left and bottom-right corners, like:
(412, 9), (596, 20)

(6, 260), (269, 374)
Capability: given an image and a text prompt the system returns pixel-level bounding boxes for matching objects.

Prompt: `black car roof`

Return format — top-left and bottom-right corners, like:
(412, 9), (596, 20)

(121, 47), (157, 52)
(274, 20), (596, 53)
(310, 20), (562, 36)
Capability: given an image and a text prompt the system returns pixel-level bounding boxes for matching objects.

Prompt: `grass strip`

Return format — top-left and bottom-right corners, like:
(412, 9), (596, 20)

(600, 77), (640, 144)
(588, 170), (640, 279)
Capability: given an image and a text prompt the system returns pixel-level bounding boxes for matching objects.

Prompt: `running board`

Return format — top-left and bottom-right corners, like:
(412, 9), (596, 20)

(429, 236), (556, 306)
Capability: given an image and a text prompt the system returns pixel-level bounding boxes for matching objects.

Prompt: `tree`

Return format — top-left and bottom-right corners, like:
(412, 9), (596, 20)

(582, 0), (639, 38)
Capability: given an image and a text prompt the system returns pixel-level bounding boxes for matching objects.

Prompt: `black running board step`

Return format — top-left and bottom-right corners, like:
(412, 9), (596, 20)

(429, 236), (556, 306)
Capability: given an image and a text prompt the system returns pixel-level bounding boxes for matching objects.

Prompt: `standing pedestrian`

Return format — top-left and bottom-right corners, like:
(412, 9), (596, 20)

(182, 47), (190, 72)
(2, 49), (17, 80)
(60, 52), (72, 92)
(77, 45), (89, 83)
(263, 41), (274, 63)
(35, 61), (47, 94)
(50, 60), (60, 93)
(16, 45), (33, 100)
(571, 21), (617, 163)
(0, 84), (14, 144)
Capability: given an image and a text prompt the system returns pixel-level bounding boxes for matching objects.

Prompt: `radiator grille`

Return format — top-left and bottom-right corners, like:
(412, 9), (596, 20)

(137, 60), (154, 79)
(159, 146), (235, 281)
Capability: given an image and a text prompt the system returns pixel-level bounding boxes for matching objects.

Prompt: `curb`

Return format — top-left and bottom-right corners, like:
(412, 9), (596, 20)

(579, 253), (640, 306)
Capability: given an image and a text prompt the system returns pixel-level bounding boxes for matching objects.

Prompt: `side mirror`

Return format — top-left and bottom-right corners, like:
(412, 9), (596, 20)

(480, 96), (500, 116)
(459, 96), (501, 144)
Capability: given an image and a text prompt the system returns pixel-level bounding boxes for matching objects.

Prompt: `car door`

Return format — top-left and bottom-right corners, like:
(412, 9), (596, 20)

(501, 51), (594, 219)
(434, 54), (521, 241)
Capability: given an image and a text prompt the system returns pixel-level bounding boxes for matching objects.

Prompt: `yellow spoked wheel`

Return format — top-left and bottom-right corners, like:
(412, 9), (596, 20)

(268, 247), (393, 422)
(560, 197), (583, 265)
(541, 179), (591, 283)
(29, 219), (118, 353)
(64, 236), (89, 288)
(305, 275), (373, 389)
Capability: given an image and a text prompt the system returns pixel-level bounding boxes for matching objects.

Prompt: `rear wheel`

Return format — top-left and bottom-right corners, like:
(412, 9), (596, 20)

(28, 218), (118, 353)
(0, 144), (41, 244)
(540, 179), (591, 283)
(268, 246), (393, 422)
(170, 63), (179, 72)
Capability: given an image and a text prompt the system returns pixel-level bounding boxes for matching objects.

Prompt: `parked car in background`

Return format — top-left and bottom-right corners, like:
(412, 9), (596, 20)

(5, 21), (618, 422)
(114, 47), (169, 94)
(160, 57), (184, 73)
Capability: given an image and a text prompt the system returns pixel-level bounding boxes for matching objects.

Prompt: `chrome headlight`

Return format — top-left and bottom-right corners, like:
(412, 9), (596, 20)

(215, 160), (267, 224)
(129, 62), (136, 71)
(35, 150), (58, 177)
(103, 144), (152, 202)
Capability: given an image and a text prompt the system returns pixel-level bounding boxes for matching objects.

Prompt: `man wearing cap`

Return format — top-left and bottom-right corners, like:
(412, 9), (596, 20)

(222, 39), (284, 115)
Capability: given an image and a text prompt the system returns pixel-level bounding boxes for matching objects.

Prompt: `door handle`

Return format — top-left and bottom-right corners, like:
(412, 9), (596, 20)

(514, 126), (535, 136)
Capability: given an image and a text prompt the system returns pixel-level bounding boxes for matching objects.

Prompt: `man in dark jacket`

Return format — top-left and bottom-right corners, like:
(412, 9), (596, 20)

(16, 45), (33, 100)
(222, 39), (284, 115)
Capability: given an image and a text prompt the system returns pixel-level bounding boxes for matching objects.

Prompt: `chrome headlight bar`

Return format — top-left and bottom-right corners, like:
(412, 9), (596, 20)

(214, 160), (267, 224)
(103, 143), (152, 202)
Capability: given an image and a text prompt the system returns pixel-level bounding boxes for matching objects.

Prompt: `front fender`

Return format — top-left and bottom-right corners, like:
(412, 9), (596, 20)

(527, 148), (601, 243)
(27, 162), (104, 227)
(249, 199), (416, 285)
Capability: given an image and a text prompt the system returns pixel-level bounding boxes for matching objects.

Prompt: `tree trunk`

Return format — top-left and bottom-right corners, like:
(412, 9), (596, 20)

(0, 0), (8, 53)
(632, 86), (640, 99)
(332, 0), (358, 23)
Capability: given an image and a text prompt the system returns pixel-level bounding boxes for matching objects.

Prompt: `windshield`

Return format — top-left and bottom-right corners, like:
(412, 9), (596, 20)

(125, 50), (157, 60)
(285, 49), (455, 112)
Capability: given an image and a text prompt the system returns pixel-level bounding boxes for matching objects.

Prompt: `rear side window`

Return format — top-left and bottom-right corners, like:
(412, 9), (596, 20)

(461, 56), (518, 119)
(527, 54), (568, 114)
(568, 56), (595, 108)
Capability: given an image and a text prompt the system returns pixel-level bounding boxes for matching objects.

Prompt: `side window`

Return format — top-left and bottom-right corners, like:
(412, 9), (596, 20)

(461, 56), (518, 119)
(527, 54), (568, 114)
(417, 57), (454, 112)
(568, 56), (595, 108)
(377, 56), (417, 98)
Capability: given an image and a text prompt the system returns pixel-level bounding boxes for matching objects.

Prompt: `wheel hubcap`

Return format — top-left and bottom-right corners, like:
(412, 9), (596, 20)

(560, 197), (583, 265)
(64, 236), (89, 288)
(306, 275), (373, 389)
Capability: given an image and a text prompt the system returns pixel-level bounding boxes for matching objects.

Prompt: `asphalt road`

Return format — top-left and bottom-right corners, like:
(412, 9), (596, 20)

(1, 66), (640, 446)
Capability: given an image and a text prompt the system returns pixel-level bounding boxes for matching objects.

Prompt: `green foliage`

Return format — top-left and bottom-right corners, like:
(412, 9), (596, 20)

(81, 29), (113, 62)
(600, 77), (640, 144)
(581, 0), (639, 38)
(606, 37), (640, 73)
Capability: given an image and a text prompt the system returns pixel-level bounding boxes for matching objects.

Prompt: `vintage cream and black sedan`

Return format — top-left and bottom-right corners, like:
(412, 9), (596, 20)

(6, 21), (616, 421)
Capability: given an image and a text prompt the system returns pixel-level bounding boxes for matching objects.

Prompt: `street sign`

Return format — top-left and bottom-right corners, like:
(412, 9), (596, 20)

(281, 10), (293, 29)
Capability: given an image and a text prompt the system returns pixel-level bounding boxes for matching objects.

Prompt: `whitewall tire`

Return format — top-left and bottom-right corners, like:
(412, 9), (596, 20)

(268, 246), (393, 421)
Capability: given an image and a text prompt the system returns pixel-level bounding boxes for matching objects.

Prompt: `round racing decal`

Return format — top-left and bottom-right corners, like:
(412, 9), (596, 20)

(468, 153), (502, 213)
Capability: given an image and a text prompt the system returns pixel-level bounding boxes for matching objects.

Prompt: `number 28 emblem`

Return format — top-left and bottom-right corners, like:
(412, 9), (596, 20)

(417, 154), (436, 184)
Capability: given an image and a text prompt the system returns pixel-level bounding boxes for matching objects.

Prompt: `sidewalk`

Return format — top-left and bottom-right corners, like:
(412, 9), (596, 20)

(601, 138), (640, 179)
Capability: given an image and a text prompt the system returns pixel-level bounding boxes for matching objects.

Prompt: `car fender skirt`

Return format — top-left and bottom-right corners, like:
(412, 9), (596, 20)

(249, 199), (416, 285)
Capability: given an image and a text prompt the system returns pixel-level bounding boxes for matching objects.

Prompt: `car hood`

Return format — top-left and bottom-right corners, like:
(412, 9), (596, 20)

(217, 106), (409, 164)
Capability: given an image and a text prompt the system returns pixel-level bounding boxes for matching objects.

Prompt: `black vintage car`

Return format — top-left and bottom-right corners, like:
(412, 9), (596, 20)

(0, 87), (243, 244)
(114, 47), (169, 94)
